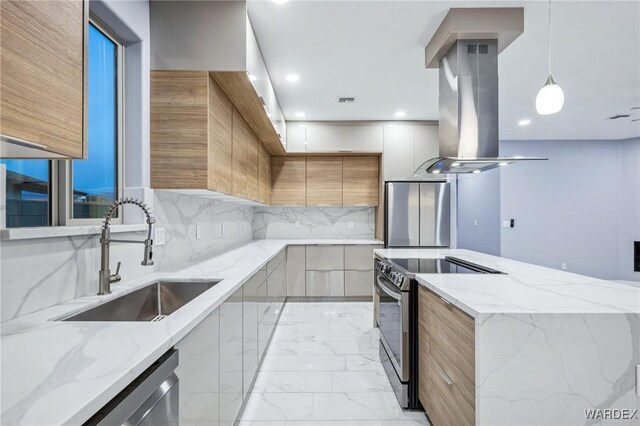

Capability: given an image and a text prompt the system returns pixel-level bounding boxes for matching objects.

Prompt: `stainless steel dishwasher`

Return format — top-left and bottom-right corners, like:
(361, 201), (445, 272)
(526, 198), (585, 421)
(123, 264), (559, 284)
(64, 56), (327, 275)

(84, 349), (179, 426)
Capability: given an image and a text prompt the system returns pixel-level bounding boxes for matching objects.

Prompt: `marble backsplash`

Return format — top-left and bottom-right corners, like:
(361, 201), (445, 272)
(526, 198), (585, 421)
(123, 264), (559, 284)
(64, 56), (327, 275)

(253, 206), (375, 239)
(0, 190), (254, 321)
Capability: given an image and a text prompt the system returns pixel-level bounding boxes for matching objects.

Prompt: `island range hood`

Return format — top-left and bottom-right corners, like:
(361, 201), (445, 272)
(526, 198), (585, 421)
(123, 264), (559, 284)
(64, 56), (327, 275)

(413, 8), (546, 177)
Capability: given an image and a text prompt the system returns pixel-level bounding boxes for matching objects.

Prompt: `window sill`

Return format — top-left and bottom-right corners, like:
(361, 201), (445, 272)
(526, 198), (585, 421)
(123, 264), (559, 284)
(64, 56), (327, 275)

(0, 224), (148, 241)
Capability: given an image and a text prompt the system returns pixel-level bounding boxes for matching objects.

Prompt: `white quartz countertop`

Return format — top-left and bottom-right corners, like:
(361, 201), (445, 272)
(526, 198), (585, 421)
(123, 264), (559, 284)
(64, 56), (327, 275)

(0, 238), (380, 426)
(375, 248), (640, 317)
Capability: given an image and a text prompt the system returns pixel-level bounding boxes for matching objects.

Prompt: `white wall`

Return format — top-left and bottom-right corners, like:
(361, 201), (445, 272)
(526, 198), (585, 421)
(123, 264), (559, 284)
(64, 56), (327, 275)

(456, 169), (501, 256)
(500, 138), (640, 281)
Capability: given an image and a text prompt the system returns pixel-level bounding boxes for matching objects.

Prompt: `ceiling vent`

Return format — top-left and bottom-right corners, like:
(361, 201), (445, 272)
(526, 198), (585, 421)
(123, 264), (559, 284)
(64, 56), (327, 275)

(338, 97), (355, 104)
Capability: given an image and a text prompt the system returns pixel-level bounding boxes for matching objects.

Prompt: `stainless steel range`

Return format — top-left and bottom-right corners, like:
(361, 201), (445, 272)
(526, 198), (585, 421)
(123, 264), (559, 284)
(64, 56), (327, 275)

(374, 255), (503, 409)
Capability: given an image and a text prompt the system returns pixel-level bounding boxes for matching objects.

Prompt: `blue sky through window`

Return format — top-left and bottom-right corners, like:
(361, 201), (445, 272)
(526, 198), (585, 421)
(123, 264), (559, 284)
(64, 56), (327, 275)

(73, 23), (117, 198)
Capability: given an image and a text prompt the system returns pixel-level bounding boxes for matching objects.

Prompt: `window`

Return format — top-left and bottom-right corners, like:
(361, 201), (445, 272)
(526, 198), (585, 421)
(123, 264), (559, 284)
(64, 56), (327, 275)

(0, 160), (51, 227)
(1, 20), (123, 228)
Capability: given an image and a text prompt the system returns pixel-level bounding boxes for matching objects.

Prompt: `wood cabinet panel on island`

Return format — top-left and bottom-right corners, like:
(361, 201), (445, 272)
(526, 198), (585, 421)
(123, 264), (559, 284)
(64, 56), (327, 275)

(1, 0), (87, 159)
(419, 285), (475, 425)
(151, 70), (271, 203)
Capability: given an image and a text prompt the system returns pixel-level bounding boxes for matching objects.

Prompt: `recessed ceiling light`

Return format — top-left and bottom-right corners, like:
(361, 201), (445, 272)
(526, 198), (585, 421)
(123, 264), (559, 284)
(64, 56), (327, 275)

(431, 170), (441, 174)
(273, 0), (289, 4)
(451, 162), (461, 167)
(295, 111), (306, 118)
(518, 119), (531, 126)
(286, 74), (300, 82)
(248, 74), (257, 82)
(498, 162), (509, 166)
(394, 111), (406, 118)
(472, 170), (481, 174)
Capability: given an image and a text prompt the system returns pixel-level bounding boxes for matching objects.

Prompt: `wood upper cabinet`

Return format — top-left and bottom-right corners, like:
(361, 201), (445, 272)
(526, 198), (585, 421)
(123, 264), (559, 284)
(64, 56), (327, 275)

(1, 0), (87, 159)
(306, 156), (343, 206)
(271, 157), (306, 206)
(151, 70), (271, 203)
(343, 156), (379, 206)
(246, 131), (259, 201)
(208, 74), (233, 193)
(151, 71), (210, 189)
(232, 109), (248, 198)
(419, 285), (475, 426)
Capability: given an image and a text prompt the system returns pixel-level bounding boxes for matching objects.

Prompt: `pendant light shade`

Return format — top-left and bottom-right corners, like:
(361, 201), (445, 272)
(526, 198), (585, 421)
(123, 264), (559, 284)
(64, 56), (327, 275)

(536, 75), (564, 115)
(537, 0), (564, 115)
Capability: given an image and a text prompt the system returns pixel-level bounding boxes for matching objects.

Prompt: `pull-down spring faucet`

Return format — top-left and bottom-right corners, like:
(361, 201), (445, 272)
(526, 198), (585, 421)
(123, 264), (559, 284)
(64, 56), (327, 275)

(99, 197), (155, 295)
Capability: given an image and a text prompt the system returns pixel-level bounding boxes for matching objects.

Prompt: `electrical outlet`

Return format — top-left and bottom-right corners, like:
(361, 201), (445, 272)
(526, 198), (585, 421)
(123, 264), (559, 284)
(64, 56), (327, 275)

(473, 219), (478, 226)
(196, 224), (201, 239)
(561, 263), (567, 270)
(348, 221), (354, 229)
(295, 220), (300, 228)
(502, 220), (510, 228)
(154, 227), (165, 246)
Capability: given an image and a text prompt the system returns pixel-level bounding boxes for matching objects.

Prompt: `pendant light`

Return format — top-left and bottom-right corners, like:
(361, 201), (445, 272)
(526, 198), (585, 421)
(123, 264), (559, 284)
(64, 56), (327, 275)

(536, 0), (564, 115)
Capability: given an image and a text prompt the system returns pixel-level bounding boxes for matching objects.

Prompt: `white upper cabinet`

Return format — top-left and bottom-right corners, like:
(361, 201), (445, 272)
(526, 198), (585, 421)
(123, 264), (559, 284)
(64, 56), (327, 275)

(286, 123), (383, 153)
(383, 123), (439, 181)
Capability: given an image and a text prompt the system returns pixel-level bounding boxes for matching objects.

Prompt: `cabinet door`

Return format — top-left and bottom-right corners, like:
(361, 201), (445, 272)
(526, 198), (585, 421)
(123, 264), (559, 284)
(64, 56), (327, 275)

(246, 132), (259, 201)
(343, 156), (379, 206)
(175, 308), (220, 424)
(208, 74), (233, 194)
(1, 0), (86, 159)
(383, 125), (414, 181)
(287, 246), (306, 296)
(344, 270), (373, 296)
(257, 280), (269, 359)
(418, 286), (430, 410)
(151, 71), (209, 189)
(306, 245), (344, 270)
(268, 257), (286, 320)
(306, 156), (343, 206)
(271, 156), (306, 205)
(243, 268), (265, 399)
(413, 125), (439, 171)
(286, 126), (307, 152)
(344, 245), (382, 270)
(266, 150), (272, 204)
(306, 271), (344, 296)
(258, 144), (268, 203)
(232, 108), (248, 198)
(220, 287), (243, 424)
(305, 124), (383, 152)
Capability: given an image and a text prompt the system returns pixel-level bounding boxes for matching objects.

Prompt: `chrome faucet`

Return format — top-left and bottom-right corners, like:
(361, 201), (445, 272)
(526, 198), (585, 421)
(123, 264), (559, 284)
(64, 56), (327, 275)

(99, 197), (155, 295)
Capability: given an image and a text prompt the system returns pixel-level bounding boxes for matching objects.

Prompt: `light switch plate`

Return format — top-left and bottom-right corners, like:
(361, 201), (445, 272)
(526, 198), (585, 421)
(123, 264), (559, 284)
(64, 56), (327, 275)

(348, 221), (354, 229)
(196, 224), (201, 239)
(154, 227), (165, 246)
(561, 263), (567, 270)
(503, 220), (510, 228)
(295, 220), (300, 228)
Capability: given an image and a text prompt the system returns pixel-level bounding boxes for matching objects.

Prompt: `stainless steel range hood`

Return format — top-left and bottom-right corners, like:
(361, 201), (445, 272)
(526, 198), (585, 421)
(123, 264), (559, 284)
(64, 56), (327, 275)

(413, 8), (546, 177)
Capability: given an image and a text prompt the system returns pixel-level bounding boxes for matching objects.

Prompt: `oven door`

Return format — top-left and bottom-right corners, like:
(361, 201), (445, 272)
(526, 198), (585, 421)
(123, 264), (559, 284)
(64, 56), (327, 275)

(375, 272), (409, 382)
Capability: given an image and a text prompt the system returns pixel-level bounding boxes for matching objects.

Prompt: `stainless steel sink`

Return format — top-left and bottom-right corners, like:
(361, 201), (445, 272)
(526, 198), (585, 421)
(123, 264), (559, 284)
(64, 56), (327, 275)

(61, 279), (221, 322)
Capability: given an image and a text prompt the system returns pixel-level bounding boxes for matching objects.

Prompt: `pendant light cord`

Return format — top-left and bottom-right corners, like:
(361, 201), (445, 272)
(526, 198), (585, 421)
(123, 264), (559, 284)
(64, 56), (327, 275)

(548, 0), (552, 76)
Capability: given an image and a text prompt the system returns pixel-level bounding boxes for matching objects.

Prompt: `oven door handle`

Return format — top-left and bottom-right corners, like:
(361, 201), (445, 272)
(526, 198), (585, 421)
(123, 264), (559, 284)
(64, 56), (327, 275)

(376, 275), (402, 301)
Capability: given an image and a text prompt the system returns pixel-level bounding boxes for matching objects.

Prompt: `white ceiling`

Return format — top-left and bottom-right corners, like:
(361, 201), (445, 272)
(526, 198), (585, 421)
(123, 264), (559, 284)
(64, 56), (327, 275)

(248, 0), (640, 140)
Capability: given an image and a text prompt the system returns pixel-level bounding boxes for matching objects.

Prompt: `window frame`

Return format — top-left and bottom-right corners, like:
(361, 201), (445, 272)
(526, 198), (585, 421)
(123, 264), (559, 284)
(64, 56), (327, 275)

(58, 17), (125, 227)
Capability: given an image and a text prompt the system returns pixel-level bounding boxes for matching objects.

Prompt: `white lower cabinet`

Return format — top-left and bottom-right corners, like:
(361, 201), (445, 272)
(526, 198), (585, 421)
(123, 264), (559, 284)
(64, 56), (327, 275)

(287, 244), (379, 297)
(286, 246), (306, 296)
(345, 270), (374, 296)
(175, 248), (287, 425)
(306, 270), (345, 296)
(175, 309), (220, 424)
(220, 287), (243, 425)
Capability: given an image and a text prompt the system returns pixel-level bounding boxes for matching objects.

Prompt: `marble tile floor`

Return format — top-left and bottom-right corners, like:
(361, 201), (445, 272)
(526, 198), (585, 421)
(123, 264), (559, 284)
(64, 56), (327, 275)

(238, 302), (430, 426)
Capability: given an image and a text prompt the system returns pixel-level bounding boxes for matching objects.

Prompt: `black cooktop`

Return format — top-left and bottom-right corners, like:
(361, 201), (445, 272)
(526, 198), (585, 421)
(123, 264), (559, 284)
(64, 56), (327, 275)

(388, 256), (503, 275)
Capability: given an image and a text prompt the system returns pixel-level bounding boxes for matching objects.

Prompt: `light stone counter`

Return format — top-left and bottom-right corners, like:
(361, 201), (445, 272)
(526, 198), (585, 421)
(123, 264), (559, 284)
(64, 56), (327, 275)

(0, 238), (381, 426)
(375, 248), (640, 425)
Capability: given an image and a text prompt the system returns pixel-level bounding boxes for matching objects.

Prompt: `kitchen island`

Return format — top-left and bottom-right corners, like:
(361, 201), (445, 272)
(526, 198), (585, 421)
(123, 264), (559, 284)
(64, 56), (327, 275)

(375, 248), (640, 425)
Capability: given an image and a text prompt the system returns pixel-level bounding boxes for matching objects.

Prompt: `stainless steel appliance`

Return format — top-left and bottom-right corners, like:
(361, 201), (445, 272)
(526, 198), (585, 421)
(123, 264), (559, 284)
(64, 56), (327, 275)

(374, 255), (503, 409)
(385, 181), (451, 248)
(86, 349), (179, 425)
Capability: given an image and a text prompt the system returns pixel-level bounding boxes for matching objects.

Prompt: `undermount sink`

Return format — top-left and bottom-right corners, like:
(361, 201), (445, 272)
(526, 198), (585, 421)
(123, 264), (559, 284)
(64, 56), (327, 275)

(61, 279), (221, 322)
